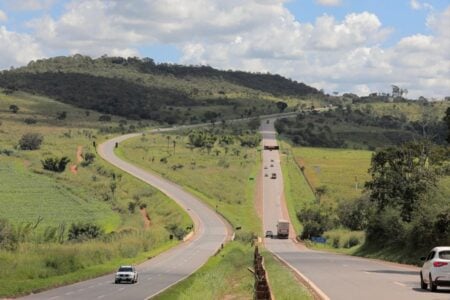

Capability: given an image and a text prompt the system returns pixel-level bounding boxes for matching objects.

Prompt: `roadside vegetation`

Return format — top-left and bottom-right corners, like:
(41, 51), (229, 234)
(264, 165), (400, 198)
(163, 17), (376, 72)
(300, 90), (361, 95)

(0, 90), (191, 297)
(117, 120), (263, 236)
(277, 103), (450, 264)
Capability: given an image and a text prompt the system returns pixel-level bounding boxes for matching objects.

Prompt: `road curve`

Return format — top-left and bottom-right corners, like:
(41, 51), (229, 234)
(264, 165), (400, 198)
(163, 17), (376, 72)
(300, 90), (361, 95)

(260, 118), (450, 300)
(22, 132), (229, 300)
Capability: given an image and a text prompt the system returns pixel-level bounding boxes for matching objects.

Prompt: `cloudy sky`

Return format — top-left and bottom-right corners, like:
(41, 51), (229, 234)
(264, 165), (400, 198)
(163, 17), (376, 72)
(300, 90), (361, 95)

(0, 0), (449, 98)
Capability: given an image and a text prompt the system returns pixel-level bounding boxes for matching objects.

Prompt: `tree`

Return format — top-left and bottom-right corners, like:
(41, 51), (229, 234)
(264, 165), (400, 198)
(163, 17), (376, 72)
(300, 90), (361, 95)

(9, 104), (19, 113)
(56, 111), (67, 120)
(68, 222), (103, 241)
(444, 107), (450, 143)
(41, 156), (71, 172)
(19, 133), (43, 150)
(365, 141), (442, 222)
(276, 101), (288, 112)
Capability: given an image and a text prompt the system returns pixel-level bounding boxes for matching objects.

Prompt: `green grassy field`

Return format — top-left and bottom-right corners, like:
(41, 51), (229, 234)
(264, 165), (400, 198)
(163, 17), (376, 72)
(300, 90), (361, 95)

(116, 130), (262, 235)
(292, 146), (373, 205)
(0, 91), (192, 296)
(279, 142), (316, 235)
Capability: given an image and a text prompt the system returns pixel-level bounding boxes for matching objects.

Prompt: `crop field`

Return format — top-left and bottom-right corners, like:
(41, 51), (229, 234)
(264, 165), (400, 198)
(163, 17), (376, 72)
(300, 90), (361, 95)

(0, 158), (118, 230)
(117, 130), (262, 235)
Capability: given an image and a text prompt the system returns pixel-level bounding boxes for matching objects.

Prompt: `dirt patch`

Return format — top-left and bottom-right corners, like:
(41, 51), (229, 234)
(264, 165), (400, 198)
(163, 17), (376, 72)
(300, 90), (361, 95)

(23, 160), (31, 168)
(76, 145), (83, 163)
(140, 207), (151, 229)
(69, 164), (78, 174)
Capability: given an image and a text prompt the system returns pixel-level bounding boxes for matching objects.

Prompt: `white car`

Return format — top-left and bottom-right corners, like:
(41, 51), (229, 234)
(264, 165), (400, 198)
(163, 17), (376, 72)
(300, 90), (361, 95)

(420, 246), (450, 291)
(115, 265), (138, 284)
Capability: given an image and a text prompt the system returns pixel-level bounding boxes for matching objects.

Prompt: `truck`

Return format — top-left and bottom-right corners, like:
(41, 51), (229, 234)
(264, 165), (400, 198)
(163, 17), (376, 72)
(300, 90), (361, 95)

(277, 219), (289, 239)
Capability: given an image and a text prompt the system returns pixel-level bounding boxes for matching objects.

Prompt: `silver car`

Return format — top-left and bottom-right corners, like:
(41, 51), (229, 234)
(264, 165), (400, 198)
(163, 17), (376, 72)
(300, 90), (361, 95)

(115, 265), (138, 284)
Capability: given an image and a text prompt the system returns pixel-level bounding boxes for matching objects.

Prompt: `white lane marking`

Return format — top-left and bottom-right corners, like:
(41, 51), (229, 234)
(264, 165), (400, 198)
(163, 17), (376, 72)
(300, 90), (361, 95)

(364, 271), (372, 275)
(77, 288), (85, 292)
(97, 295), (105, 299)
(147, 277), (153, 281)
(88, 285), (95, 289)
(118, 287), (125, 292)
(48, 296), (60, 300)
(65, 291), (74, 295)
(394, 281), (407, 287)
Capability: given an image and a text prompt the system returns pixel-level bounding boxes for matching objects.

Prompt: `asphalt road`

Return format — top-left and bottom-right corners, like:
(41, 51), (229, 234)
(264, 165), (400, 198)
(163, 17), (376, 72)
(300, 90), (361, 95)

(21, 132), (229, 300)
(260, 118), (450, 300)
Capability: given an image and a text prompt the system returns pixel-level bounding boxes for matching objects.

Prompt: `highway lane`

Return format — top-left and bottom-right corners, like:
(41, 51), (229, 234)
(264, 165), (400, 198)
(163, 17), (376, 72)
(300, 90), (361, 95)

(22, 132), (229, 300)
(260, 118), (450, 300)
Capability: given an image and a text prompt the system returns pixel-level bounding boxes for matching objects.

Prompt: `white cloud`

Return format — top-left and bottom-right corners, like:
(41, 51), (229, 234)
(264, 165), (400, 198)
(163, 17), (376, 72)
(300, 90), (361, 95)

(410, 0), (422, 10)
(0, 26), (43, 68)
(315, 0), (342, 6)
(0, 0), (448, 98)
(0, 10), (7, 23)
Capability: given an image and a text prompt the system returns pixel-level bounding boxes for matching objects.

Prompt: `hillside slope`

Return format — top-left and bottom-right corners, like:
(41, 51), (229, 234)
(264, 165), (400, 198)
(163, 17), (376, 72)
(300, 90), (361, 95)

(0, 55), (319, 123)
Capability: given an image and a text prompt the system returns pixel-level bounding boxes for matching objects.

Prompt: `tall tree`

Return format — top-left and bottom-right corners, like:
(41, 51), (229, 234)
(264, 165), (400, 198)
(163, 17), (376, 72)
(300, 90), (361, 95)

(365, 141), (442, 222)
(444, 107), (450, 143)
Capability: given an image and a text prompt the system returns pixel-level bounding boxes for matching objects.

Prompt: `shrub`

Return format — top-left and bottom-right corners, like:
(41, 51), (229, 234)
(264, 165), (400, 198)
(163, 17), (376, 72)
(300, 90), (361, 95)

(298, 203), (337, 239)
(56, 111), (67, 120)
(68, 223), (103, 241)
(24, 118), (37, 124)
(165, 224), (187, 240)
(98, 115), (112, 122)
(323, 229), (365, 249)
(9, 104), (19, 113)
(81, 152), (95, 166)
(19, 133), (43, 150)
(0, 219), (18, 251)
(41, 156), (71, 172)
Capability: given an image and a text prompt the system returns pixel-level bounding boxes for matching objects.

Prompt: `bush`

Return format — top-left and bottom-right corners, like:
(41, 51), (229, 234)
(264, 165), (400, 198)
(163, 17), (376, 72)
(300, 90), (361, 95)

(298, 203), (337, 240)
(165, 224), (187, 240)
(323, 229), (365, 249)
(98, 115), (111, 122)
(24, 118), (37, 124)
(337, 196), (371, 230)
(81, 152), (95, 167)
(68, 223), (103, 241)
(41, 156), (71, 172)
(0, 219), (18, 251)
(18, 133), (43, 150)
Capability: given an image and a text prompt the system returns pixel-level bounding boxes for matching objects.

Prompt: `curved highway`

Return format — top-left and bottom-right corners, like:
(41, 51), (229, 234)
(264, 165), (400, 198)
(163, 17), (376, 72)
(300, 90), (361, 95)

(22, 132), (230, 300)
(260, 118), (450, 300)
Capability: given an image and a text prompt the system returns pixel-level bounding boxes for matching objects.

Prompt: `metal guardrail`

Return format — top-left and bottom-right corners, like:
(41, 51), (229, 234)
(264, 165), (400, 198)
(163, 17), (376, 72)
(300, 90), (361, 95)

(252, 246), (272, 300)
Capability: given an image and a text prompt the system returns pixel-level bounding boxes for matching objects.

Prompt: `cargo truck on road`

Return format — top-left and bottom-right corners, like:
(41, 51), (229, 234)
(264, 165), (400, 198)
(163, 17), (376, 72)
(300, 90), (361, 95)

(277, 219), (289, 239)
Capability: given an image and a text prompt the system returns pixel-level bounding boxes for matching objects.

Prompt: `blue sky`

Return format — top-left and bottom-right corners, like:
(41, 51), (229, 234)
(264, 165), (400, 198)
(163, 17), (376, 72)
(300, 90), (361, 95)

(0, 0), (449, 97)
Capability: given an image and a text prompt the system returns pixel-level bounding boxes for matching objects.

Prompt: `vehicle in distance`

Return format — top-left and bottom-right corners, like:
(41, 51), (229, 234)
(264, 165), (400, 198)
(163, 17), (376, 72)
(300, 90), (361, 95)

(277, 219), (289, 239)
(270, 164), (274, 167)
(271, 173), (277, 179)
(265, 230), (274, 238)
(420, 246), (450, 291)
(115, 265), (138, 284)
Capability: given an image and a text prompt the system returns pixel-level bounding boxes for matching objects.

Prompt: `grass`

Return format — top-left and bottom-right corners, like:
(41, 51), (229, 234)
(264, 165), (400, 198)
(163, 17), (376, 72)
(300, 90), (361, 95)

(154, 241), (313, 300)
(292, 146), (373, 205)
(0, 238), (178, 297)
(0, 158), (119, 231)
(153, 241), (254, 300)
(262, 250), (312, 300)
(279, 141), (316, 235)
(116, 131), (262, 235)
(0, 91), (192, 296)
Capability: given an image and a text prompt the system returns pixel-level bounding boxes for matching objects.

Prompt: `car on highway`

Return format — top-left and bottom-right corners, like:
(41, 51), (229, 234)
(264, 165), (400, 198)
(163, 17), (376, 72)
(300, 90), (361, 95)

(115, 265), (138, 284)
(270, 164), (274, 167)
(265, 230), (274, 238)
(264, 166), (268, 169)
(271, 173), (277, 179)
(420, 246), (450, 291)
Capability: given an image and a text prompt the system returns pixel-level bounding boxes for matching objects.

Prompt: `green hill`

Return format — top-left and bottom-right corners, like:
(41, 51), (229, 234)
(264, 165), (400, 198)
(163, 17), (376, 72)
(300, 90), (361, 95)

(0, 55), (319, 123)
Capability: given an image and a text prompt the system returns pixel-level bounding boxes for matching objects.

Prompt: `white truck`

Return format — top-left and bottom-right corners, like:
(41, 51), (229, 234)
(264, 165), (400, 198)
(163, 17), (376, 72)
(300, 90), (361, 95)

(277, 219), (289, 239)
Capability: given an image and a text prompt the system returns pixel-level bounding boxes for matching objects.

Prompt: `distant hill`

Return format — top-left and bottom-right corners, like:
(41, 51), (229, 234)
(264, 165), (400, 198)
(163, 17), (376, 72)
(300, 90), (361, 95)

(0, 55), (319, 123)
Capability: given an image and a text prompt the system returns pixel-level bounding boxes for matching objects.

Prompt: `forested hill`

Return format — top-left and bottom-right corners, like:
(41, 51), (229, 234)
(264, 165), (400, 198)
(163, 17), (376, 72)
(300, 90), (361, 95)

(0, 55), (319, 123)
